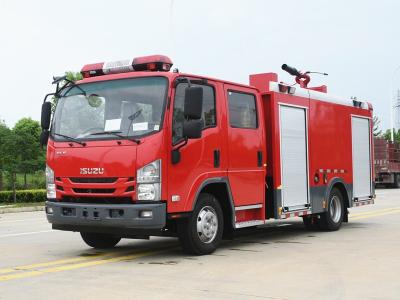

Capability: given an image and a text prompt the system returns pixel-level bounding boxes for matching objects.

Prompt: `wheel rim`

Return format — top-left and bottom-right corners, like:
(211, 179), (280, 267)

(196, 206), (218, 244)
(329, 195), (342, 223)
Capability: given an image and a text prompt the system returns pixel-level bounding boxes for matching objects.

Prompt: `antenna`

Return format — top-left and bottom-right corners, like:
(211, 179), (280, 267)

(305, 71), (328, 76)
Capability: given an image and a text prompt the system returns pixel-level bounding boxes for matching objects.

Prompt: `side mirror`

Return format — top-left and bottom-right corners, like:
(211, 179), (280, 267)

(41, 102), (52, 130)
(184, 86), (203, 120)
(172, 86), (203, 165)
(183, 119), (202, 139)
(40, 130), (50, 147)
(171, 119), (203, 165)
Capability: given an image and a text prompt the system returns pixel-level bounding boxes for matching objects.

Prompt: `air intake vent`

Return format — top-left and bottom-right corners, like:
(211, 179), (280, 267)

(61, 197), (132, 204)
(73, 188), (115, 194)
(69, 177), (118, 183)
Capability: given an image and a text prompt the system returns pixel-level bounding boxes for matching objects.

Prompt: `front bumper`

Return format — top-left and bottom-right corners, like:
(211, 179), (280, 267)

(45, 201), (166, 231)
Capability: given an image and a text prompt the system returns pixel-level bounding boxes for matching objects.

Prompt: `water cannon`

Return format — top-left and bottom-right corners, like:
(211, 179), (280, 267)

(281, 64), (302, 77)
(281, 64), (328, 91)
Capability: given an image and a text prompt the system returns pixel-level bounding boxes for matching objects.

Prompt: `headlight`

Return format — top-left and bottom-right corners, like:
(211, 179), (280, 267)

(137, 159), (161, 183)
(45, 165), (56, 199)
(137, 183), (161, 201)
(137, 160), (161, 201)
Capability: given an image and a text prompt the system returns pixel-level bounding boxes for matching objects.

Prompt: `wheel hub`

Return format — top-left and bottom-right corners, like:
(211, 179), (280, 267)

(329, 195), (342, 223)
(196, 206), (218, 243)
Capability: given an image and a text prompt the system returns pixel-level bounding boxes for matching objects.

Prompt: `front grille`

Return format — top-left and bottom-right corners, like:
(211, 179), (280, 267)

(125, 186), (134, 192)
(69, 177), (118, 183)
(73, 188), (115, 194)
(61, 197), (133, 204)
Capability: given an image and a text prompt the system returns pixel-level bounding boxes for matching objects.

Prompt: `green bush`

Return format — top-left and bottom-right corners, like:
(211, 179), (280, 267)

(0, 189), (46, 204)
(1, 171), (46, 191)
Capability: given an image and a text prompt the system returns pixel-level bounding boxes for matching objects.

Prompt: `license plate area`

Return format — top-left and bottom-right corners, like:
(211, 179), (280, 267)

(81, 207), (101, 220)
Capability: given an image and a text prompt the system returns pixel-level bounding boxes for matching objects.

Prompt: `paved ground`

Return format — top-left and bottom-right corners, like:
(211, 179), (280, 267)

(0, 189), (399, 300)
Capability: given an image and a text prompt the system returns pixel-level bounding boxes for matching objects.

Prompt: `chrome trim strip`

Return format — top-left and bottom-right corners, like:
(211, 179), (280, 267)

(235, 220), (264, 229)
(234, 204), (263, 211)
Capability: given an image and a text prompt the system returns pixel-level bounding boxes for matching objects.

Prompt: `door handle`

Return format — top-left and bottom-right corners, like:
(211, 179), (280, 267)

(214, 149), (220, 168)
(257, 151), (263, 167)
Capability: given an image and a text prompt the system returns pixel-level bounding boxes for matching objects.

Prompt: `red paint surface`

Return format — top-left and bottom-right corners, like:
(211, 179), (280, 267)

(47, 67), (373, 223)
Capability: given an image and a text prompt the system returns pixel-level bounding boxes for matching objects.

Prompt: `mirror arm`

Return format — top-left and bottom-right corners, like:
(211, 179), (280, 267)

(52, 76), (85, 97)
(52, 75), (67, 84)
(58, 81), (86, 97)
(42, 78), (71, 104)
(42, 92), (56, 104)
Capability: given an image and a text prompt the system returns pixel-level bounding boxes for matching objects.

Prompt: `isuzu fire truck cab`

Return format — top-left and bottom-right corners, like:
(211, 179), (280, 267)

(41, 55), (375, 255)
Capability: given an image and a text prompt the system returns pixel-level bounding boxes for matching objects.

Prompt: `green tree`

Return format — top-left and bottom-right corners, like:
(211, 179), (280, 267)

(373, 116), (382, 137)
(1, 118), (45, 200)
(2, 129), (19, 201)
(383, 129), (400, 143)
(13, 118), (45, 189)
(0, 120), (11, 191)
(65, 71), (83, 82)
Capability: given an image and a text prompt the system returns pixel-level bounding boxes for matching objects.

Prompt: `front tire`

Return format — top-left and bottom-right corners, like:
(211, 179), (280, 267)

(318, 187), (344, 231)
(80, 232), (121, 249)
(177, 193), (224, 255)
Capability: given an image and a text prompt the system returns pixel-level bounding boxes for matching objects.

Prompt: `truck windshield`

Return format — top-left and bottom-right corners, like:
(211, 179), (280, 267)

(52, 77), (168, 141)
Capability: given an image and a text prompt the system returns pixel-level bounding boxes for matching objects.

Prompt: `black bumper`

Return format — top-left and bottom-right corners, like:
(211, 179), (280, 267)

(45, 201), (166, 232)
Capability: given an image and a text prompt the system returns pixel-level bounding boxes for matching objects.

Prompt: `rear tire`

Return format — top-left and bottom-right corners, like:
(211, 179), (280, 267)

(177, 193), (223, 255)
(319, 187), (344, 231)
(80, 232), (121, 249)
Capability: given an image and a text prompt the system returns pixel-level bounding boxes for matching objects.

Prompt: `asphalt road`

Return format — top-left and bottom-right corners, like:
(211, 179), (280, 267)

(0, 189), (399, 300)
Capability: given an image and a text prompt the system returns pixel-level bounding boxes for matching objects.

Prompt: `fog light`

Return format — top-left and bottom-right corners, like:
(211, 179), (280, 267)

(46, 206), (54, 214)
(139, 210), (153, 218)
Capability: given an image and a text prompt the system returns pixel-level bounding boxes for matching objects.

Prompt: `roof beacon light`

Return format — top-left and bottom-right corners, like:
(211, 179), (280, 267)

(103, 59), (134, 75)
(132, 55), (173, 72)
(81, 55), (173, 78)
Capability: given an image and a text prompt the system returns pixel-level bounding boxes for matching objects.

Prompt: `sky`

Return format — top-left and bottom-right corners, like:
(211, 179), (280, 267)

(1, 0), (400, 131)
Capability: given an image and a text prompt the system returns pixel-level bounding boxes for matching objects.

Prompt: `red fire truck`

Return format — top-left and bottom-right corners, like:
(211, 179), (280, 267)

(40, 55), (374, 255)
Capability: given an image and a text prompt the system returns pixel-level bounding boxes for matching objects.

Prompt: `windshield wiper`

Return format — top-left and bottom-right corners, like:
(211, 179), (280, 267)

(90, 130), (141, 144)
(128, 109), (143, 122)
(52, 133), (86, 146)
(121, 109), (143, 144)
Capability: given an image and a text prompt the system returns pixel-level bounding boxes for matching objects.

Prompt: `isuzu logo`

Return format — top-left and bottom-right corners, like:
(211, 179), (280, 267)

(80, 168), (105, 175)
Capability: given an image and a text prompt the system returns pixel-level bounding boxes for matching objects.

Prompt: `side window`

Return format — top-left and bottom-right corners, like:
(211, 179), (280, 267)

(228, 91), (257, 129)
(172, 83), (216, 144)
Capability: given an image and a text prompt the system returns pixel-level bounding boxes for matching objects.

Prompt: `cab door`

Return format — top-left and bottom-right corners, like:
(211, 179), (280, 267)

(167, 79), (227, 213)
(224, 84), (265, 206)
